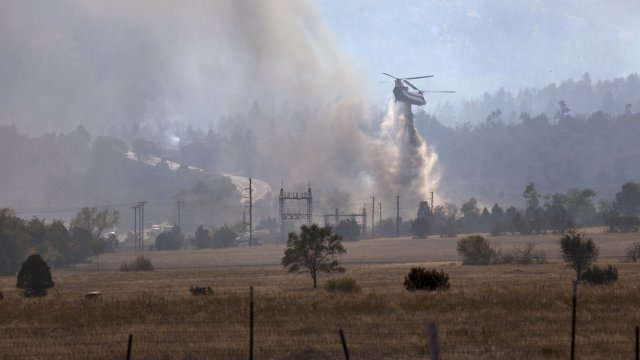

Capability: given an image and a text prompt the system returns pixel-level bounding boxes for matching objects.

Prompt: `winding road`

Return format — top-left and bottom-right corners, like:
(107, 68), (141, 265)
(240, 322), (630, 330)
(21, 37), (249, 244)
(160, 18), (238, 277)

(125, 151), (272, 202)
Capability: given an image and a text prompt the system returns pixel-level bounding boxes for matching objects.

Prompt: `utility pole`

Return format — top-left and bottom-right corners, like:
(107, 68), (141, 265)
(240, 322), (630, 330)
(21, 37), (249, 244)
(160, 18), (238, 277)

(379, 202), (382, 224)
(176, 200), (183, 228)
(396, 195), (400, 237)
(138, 202), (146, 255)
(431, 191), (434, 212)
(131, 205), (138, 253)
(246, 178), (253, 246)
(371, 196), (375, 238)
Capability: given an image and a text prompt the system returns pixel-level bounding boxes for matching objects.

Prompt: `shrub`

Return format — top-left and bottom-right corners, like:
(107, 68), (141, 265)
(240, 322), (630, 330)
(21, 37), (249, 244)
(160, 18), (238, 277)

(16, 254), (55, 297)
(120, 256), (154, 272)
(581, 265), (618, 285)
(497, 242), (546, 264)
(560, 227), (598, 279)
(155, 226), (183, 250)
(403, 267), (450, 291)
(334, 220), (360, 241)
(131, 256), (154, 271)
(626, 242), (640, 262)
(457, 235), (497, 265)
(189, 286), (213, 296)
(323, 277), (361, 293)
(213, 225), (236, 248)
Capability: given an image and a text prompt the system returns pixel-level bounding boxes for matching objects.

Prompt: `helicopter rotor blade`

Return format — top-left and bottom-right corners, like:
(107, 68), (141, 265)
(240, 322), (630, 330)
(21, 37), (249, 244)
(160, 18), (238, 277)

(425, 90), (456, 93)
(404, 75), (434, 80)
(382, 72), (400, 80)
(403, 79), (421, 92)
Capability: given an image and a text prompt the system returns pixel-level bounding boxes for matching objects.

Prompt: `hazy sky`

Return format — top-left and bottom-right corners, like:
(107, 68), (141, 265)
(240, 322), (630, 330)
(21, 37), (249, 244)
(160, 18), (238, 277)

(2, 1), (639, 134)
(317, 0), (640, 105)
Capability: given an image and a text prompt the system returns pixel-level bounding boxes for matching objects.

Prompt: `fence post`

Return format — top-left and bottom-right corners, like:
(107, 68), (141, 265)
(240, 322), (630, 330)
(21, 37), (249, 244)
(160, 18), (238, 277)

(426, 322), (440, 360)
(339, 328), (350, 360)
(570, 280), (578, 360)
(635, 325), (639, 360)
(127, 334), (133, 360)
(249, 286), (254, 360)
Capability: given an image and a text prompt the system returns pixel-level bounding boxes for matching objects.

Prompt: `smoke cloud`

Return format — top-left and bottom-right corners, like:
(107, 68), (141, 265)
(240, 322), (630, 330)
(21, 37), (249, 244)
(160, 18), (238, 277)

(0, 0), (439, 217)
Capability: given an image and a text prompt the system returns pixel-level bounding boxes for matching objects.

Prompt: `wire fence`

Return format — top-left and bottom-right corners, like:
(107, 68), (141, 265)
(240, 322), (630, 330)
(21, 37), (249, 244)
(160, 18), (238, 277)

(1, 316), (639, 359)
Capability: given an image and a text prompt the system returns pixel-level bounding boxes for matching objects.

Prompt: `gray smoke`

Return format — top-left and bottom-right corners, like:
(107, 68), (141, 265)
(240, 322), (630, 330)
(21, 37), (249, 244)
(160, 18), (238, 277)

(0, 0), (439, 217)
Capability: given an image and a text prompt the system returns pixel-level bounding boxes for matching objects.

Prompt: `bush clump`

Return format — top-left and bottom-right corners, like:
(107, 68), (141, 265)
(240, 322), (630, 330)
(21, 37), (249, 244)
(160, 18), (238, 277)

(323, 277), (361, 293)
(120, 256), (154, 272)
(403, 267), (450, 291)
(457, 235), (497, 265)
(497, 242), (546, 264)
(581, 265), (618, 285)
(16, 254), (55, 297)
(626, 242), (640, 262)
(189, 286), (214, 296)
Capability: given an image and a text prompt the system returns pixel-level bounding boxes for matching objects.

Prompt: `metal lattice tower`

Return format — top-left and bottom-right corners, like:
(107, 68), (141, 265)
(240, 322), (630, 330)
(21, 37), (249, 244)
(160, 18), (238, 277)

(323, 207), (367, 233)
(279, 184), (313, 243)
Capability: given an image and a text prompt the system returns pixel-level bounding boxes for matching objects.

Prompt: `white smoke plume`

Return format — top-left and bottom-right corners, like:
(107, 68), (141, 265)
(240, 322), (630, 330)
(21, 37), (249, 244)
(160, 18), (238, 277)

(0, 0), (439, 217)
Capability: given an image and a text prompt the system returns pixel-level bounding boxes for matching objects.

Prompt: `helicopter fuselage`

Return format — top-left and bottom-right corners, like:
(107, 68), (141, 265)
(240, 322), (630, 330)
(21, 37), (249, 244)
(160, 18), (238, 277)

(393, 79), (426, 106)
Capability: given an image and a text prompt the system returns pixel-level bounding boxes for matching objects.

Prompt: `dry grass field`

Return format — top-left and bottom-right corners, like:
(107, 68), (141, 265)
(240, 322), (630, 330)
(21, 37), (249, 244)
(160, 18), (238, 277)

(1, 229), (639, 359)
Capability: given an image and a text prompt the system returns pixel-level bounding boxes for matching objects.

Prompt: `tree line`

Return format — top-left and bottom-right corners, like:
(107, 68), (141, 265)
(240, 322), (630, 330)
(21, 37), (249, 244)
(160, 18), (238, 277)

(410, 181), (640, 238)
(417, 98), (640, 207)
(0, 207), (118, 275)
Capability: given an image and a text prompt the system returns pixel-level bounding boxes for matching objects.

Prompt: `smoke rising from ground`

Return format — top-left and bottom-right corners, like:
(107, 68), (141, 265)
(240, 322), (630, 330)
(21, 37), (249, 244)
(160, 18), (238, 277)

(0, 0), (439, 217)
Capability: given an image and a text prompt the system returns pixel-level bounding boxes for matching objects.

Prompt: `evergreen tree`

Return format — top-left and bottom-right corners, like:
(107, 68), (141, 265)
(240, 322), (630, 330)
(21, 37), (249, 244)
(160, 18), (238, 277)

(16, 254), (54, 297)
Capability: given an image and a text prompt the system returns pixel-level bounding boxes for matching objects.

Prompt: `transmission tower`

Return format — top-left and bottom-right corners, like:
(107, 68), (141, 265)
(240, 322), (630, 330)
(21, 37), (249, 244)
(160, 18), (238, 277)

(322, 207), (367, 233)
(279, 184), (312, 243)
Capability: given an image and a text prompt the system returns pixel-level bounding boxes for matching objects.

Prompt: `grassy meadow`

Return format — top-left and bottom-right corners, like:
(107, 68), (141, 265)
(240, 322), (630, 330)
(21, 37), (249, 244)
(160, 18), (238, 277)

(1, 229), (639, 359)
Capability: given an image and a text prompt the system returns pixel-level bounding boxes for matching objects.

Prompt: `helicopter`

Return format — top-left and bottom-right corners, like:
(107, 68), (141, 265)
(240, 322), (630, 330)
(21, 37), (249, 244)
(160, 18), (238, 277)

(382, 73), (455, 106)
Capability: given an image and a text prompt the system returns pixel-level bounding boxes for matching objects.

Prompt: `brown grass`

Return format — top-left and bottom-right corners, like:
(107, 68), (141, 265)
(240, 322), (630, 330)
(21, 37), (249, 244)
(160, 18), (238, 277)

(0, 230), (639, 359)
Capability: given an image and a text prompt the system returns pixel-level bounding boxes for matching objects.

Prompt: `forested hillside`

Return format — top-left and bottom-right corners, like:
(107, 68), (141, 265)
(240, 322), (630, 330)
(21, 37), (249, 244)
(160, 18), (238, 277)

(417, 80), (640, 206)
(433, 73), (640, 124)
(0, 125), (240, 228)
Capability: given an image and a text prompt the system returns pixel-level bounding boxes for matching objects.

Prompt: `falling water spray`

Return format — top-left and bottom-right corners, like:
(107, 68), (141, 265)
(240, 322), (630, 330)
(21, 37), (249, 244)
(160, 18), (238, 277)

(376, 100), (439, 208)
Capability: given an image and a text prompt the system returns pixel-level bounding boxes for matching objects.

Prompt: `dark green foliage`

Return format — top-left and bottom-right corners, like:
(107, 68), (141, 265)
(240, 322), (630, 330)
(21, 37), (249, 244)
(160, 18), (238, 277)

(417, 201), (432, 219)
(523, 182), (540, 208)
(282, 224), (346, 288)
(172, 178), (243, 234)
(0, 209), (29, 275)
(193, 225), (213, 249)
(70, 207), (119, 244)
(213, 225), (236, 248)
(490, 204), (506, 236)
(121, 256), (154, 272)
(411, 217), (430, 239)
(560, 227), (599, 280)
(460, 198), (481, 232)
(581, 265), (618, 285)
(334, 219), (360, 241)
(189, 286), (214, 296)
(403, 267), (450, 291)
(604, 182), (640, 232)
(155, 225), (183, 250)
(375, 218), (399, 238)
(16, 254), (54, 297)
(614, 182), (640, 216)
(323, 277), (361, 293)
(430, 202), (459, 237)
(457, 235), (497, 265)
